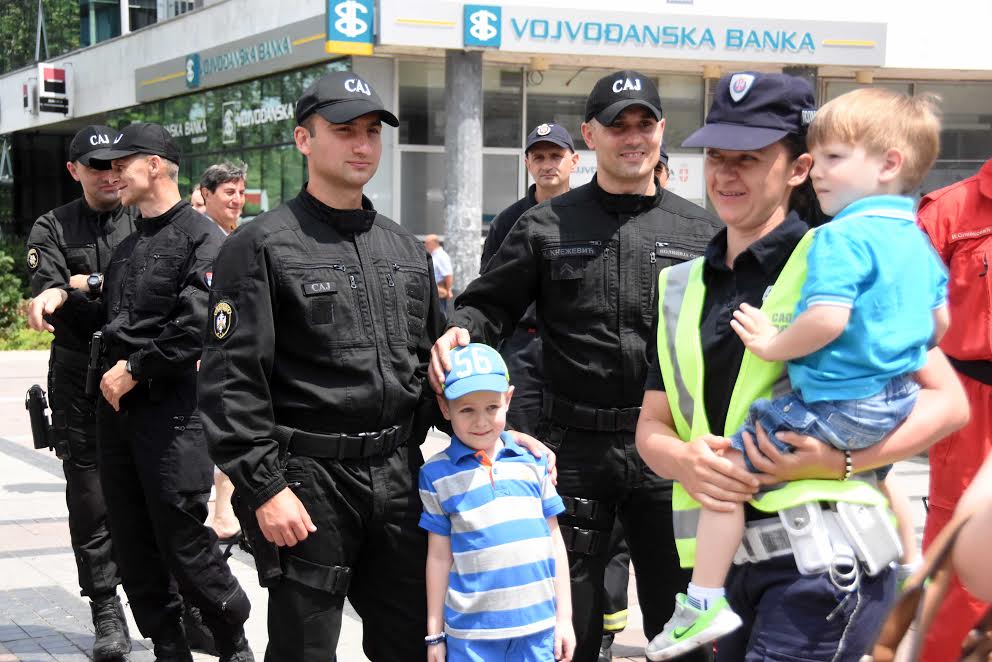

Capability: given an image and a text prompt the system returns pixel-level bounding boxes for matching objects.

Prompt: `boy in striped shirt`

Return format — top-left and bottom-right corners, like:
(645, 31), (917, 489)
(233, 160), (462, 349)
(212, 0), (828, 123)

(419, 343), (575, 661)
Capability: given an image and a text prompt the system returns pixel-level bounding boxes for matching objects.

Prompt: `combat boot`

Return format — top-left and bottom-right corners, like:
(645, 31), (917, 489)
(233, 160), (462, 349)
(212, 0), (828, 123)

(183, 602), (218, 656)
(216, 629), (255, 662)
(90, 595), (131, 661)
(599, 633), (614, 662)
(152, 620), (194, 662)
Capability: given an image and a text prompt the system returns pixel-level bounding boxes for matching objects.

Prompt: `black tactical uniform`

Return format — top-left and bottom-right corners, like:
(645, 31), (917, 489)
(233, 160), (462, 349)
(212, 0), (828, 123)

(26, 125), (135, 661)
(199, 72), (445, 662)
(481, 183), (542, 434)
(63, 123), (253, 662)
(451, 160), (721, 660)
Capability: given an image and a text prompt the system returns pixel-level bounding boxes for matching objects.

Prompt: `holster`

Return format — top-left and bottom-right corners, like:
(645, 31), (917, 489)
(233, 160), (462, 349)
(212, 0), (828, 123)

(84, 331), (103, 398)
(25, 385), (70, 459)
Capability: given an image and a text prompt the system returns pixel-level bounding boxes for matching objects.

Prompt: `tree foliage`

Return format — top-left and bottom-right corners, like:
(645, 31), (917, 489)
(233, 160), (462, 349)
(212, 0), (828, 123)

(0, 0), (80, 75)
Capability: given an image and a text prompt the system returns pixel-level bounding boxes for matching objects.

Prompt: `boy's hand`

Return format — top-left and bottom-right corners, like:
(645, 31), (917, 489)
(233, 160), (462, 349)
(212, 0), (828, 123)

(555, 618), (575, 661)
(731, 303), (779, 361)
(427, 642), (446, 662)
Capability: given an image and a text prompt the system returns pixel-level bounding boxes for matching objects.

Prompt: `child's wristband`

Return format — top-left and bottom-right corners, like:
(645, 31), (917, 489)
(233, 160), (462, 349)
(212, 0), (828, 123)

(425, 633), (446, 646)
(842, 450), (853, 480)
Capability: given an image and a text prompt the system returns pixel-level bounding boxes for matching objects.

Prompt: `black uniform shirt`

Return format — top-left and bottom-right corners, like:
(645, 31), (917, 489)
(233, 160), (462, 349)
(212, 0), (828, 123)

(451, 175), (722, 409)
(645, 212), (810, 435)
(481, 184), (539, 273)
(65, 201), (224, 380)
(199, 187), (445, 508)
(27, 199), (137, 350)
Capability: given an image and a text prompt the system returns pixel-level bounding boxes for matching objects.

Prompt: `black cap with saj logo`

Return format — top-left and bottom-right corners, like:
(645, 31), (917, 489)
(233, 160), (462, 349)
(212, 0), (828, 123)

(295, 71), (399, 127)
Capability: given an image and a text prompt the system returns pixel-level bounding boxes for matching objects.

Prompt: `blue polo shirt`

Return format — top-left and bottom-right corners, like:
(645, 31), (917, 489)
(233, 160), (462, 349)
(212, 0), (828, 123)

(418, 431), (565, 640)
(789, 195), (948, 402)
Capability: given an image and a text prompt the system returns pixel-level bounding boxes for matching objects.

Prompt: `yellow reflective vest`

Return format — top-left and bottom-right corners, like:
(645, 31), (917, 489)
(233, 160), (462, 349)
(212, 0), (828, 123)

(655, 229), (889, 568)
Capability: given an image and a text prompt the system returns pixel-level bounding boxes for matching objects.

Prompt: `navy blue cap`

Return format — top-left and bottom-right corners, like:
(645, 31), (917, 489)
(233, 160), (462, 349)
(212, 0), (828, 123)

(658, 142), (669, 166)
(683, 72), (816, 150)
(525, 122), (574, 154)
(585, 70), (662, 125)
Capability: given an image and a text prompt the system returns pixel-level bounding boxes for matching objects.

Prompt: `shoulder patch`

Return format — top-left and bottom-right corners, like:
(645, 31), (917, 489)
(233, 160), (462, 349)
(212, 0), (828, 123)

(27, 247), (40, 271)
(212, 300), (236, 340)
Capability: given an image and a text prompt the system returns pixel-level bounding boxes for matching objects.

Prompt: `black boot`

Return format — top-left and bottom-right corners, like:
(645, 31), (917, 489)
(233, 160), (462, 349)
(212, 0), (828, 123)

(90, 595), (131, 661)
(599, 633), (615, 662)
(182, 602), (218, 656)
(153, 620), (194, 662)
(216, 628), (255, 662)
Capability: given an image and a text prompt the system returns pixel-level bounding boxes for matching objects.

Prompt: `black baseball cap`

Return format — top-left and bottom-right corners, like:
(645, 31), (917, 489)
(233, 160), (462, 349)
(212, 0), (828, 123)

(585, 70), (662, 125)
(682, 72), (816, 151)
(525, 122), (574, 154)
(88, 123), (181, 166)
(296, 71), (399, 127)
(69, 125), (116, 169)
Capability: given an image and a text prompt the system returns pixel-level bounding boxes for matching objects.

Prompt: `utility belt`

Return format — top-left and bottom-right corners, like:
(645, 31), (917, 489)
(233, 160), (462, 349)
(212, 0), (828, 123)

(542, 392), (641, 432)
(733, 501), (903, 588)
(948, 356), (992, 386)
(282, 419), (412, 460)
(557, 496), (615, 556)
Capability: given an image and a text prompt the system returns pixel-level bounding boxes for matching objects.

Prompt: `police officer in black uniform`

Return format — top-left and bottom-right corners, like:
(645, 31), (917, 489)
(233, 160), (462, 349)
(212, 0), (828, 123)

(25, 125), (134, 661)
(197, 72), (445, 662)
(31, 123), (254, 662)
(430, 71), (722, 662)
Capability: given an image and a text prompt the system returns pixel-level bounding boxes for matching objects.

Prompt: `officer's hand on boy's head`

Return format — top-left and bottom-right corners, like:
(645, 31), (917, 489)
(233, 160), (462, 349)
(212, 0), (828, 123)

(428, 326), (471, 393)
(27, 288), (67, 333)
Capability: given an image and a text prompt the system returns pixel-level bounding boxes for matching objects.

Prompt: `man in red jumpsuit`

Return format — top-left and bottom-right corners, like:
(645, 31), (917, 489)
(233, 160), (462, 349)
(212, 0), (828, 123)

(917, 159), (992, 662)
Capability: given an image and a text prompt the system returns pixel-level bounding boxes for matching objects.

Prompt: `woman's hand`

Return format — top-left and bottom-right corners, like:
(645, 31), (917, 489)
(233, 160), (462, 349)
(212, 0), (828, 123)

(675, 435), (761, 512)
(741, 424), (844, 483)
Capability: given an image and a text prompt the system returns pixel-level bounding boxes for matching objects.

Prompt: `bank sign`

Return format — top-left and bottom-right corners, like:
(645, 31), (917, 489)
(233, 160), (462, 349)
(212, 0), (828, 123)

(135, 16), (329, 103)
(379, 2), (886, 66)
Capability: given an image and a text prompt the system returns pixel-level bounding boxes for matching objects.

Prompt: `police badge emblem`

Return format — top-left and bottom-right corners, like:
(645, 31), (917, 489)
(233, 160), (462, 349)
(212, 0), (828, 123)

(729, 73), (756, 103)
(213, 301), (234, 340)
(536, 123), (552, 136)
(26, 247), (40, 270)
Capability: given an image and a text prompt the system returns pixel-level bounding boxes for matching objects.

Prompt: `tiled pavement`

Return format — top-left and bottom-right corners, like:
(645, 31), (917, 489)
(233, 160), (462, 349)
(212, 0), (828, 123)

(0, 350), (930, 661)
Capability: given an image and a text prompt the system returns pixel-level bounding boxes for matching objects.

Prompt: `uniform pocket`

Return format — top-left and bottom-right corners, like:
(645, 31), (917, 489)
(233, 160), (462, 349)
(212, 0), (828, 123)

(541, 240), (606, 315)
(388, 261), (431, 346)
(65, 243), (97, 275)
(160, 413), (213, 496)
(944, 243), (991, 357)
(283, 262), (368, 347)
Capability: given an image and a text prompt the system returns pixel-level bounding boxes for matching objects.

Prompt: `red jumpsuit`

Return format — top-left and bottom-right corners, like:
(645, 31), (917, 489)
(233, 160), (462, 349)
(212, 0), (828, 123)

(917, 159), (992, 662)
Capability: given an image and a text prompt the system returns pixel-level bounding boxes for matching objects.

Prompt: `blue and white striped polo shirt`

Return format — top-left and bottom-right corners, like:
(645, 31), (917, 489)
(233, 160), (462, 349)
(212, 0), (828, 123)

(418, 431), (565, 640)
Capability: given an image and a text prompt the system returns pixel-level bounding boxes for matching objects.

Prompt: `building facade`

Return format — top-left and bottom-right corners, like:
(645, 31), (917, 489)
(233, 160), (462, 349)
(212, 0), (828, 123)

(2, 0), (991, 235)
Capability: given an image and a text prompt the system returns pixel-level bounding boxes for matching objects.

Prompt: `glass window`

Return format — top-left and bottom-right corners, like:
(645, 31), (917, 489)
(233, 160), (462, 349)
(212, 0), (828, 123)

(400, 151), (444, 235)
(400, 152), (520, 234)
(658, 74), (704, 151)
(129, 0), (157, 30)
(484, 68), (522, 147)
(399, 61), (446, 146)
(824, 80), (912, 100)
(79, 0), (121, 47)
(917, 82), (992, 161)
(524, 68), (608, 147)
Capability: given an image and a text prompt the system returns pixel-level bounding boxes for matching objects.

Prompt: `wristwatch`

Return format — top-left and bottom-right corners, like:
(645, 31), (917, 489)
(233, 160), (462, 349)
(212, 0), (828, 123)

(86, 272), (103, 296)
(125, 358), (136, 378)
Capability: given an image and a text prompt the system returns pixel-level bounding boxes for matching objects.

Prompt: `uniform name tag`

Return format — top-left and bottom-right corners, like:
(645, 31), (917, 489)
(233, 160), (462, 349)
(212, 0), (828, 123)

(655, 245), (701, 261)
(302, 281), (337, 296)
(542, 245), (598, 259)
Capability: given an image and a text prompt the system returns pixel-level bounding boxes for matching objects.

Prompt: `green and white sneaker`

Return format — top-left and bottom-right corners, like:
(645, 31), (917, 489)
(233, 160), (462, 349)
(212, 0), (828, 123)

(645, 594), (742, 661)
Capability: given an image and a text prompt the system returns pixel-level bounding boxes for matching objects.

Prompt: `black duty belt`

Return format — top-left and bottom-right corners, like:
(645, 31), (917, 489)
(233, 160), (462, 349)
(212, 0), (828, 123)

(283, 420), (412, 460)
(542, 393), (641, 432)
(949, 356), (992, 386)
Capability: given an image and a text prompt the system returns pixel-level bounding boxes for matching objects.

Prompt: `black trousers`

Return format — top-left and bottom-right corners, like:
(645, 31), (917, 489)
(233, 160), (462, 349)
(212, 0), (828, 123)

(96, 376), (246, 640)
(264, 444), (428, 662)
(47, 346), (121, 600)
(501, 327), (544, 436)
(539, 422), (709, 662)
(602, 517), (630, 635)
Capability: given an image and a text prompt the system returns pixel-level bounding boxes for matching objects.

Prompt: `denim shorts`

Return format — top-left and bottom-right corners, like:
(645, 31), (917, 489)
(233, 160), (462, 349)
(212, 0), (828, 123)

(729, 374), (919, 478)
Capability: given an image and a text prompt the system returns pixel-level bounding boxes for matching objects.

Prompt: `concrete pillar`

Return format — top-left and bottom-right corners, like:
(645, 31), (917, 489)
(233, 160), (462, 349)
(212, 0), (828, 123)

(443, 50), (483, 297)
(783, 65), (819, 103)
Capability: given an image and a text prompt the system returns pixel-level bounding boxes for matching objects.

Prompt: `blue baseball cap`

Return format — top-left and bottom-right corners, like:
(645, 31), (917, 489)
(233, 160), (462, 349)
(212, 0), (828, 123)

(682, 72), (816, 151)
(525, 122), (575, 154)
(443, 344), (510, 400)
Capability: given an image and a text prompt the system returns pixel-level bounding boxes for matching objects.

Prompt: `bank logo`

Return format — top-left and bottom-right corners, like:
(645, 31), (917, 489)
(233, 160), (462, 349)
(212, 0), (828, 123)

(334, 0), (369, 38)
(464, 5), (501, 48)
(185, 53), (201, 89)
(729, 73), (755, 103)
(326, 0), (374, 55)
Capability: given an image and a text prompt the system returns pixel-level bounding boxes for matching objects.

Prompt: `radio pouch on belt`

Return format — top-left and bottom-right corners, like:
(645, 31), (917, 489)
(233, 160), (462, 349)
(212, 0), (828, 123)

(779, 502), (836, 575)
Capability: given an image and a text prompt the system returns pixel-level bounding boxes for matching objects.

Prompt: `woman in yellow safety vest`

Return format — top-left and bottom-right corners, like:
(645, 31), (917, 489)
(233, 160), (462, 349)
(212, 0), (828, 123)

(635, 72), (970, 662)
